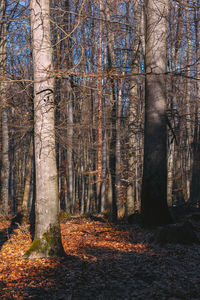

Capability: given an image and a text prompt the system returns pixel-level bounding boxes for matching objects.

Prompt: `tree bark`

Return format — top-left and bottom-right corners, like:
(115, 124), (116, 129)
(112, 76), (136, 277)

(189, 2), (200, 208)
(22, 137), (33, 211)
(141, 0), (172, 226)
(25, 0), (65, 258)
(184, 5), (193, 201)
(0, 0), (9, 214)
(96, 0), (103, 208)
(105, 1), (118, 222)
(126, 1), (143, 215)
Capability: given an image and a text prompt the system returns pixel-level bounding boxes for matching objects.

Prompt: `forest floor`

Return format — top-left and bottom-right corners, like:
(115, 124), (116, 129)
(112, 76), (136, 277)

(0, 214), (200, 300)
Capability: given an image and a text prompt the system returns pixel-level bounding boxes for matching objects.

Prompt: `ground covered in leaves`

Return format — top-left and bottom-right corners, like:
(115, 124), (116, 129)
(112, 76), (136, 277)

(0, 215), (200, 299)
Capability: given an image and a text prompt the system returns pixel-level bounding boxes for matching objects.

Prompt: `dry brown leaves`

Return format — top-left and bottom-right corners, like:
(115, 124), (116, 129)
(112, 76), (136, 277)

(0, 216), (200, 299)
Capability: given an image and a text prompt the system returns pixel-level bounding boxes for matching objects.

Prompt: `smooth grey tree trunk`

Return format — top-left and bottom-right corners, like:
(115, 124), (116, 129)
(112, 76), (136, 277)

(25, 0), (65, 258)
(141, 0), (172, 226)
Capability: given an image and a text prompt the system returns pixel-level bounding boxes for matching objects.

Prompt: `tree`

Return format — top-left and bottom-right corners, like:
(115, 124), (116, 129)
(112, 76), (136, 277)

(25, 0), (65, 258)
(2, 0), (199, 226)
(190, 1), (200, 207)
(22, 136), (33, 211)
(141, 0), (172, 226)
(127, 0), (144, 215)
(96, 0), (103, 209)
(0, 0), (9, 214)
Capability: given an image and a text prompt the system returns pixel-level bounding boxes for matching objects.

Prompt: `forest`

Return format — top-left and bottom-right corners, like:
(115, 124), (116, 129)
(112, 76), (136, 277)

(0, 0), (200, 298)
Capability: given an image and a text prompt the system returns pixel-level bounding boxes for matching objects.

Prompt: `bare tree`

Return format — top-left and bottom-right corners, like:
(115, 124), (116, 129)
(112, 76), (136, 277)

(141, 0), (172, 226)
(25, 0), (65, 258)
(0, 0), (9, 214)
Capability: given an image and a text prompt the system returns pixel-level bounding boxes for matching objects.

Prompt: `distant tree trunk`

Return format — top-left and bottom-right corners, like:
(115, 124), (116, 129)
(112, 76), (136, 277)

(126, 1), (143, 216)
(105, 1), (117, 222)
(22, 136), (33, 211)
(101, 109), (107, 212)
(116, 2), (131, 217)
(115, 85), (122, 215)
(10, 109), (15, 214)
(184, 6), (193, 201)
(0, 0), (9, 214)
(61, 0), (74, 214)
(67, 88), (74, 213)
(96, 0), (103, 209)
(141, 0), (172, 226)
(100, 45), (108, 214)
(25, 0), (65, 258)
(61, 78), (74, 213)
(126, 75), (137, 215)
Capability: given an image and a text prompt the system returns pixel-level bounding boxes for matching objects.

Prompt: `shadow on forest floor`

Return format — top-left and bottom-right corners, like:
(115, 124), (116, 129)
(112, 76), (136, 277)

(0, 249), (161, 300)
(0, 212), (24, 251)
(0, 215), (200, 299)
(2, 243), (200, 300)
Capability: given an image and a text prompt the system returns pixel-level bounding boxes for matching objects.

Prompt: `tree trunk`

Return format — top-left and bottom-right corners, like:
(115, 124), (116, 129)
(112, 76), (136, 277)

(0, 0), (9, 214)
(141, 0), (172, 226)
(67, 92), (74, 213)
(10, 112), (15, 215)
(105, 1), (118, 222)
(96, 0), (103, 208)
(22, 137), (33, 211)
(126, 1), (143, 216)
(25, 0), (65, 258)
(101, 124), (107, 213)
(184, 6), (193, 201)
(189, 2), (200, 208)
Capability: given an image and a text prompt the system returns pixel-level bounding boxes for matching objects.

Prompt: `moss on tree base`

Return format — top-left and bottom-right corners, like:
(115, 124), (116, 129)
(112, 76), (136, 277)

(23, 225), (66, 259)
(152, 221), (199, 245)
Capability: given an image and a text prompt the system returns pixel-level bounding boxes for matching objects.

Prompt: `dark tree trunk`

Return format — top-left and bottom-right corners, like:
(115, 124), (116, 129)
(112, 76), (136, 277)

(141, 0), (172, 226)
